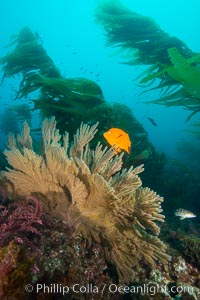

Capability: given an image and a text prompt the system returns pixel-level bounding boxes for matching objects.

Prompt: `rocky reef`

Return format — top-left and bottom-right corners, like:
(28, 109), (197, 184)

(1, 118), (169, 284)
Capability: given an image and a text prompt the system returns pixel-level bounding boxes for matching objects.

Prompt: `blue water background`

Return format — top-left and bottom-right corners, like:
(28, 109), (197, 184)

(1, 0), (200, 171)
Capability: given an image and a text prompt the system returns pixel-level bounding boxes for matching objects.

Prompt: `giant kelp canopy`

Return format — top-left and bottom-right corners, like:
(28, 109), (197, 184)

(0, 27), (61, 80)
(0, 27), (109, 134)
(95, 0), (192, 65)
(0, 26), (159, 170)
(95, 0), (200, 118)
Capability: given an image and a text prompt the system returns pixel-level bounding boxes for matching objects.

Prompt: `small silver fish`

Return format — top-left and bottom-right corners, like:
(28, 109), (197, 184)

(175, 208), (196, 220)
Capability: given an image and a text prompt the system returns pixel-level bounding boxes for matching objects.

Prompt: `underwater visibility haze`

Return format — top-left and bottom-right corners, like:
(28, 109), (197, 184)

(0, 0), (200, 299)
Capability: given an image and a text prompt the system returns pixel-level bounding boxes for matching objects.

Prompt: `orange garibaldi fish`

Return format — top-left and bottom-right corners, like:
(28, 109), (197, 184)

(103, 128), (131, 154)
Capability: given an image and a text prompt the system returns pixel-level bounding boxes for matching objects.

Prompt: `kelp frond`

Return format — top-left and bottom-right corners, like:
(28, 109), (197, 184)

(95, 0), (192, 65)
(142, 48), (200, 115)
(95, 1), (200, 117)
(0, 27), (60, 80)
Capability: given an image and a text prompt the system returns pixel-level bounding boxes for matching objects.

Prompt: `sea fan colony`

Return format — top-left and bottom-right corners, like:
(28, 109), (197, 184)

(1, 118), (170, 282)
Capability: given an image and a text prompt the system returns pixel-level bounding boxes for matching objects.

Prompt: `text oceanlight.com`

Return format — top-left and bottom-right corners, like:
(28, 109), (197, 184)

(24, 283), (194, 296)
